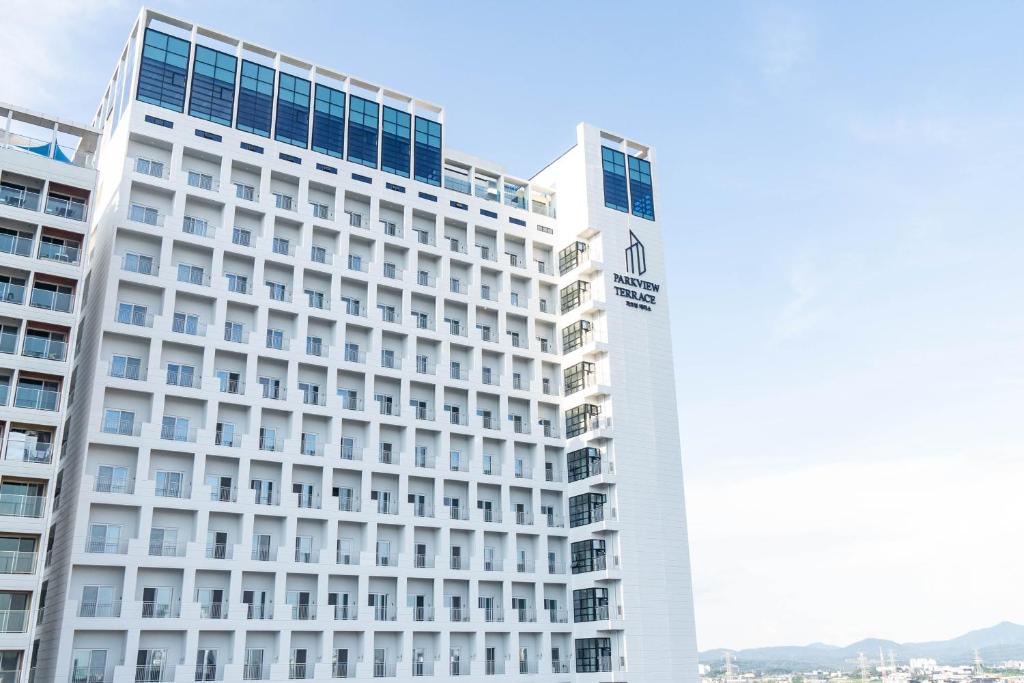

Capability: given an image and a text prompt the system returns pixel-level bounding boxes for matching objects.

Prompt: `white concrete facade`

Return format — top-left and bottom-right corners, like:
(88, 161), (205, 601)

(7, 7), (697, 683)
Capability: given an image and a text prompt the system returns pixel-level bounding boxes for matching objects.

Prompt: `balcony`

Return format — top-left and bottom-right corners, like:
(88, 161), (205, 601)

(0, 549), (37, 574)
(29, 286), (73, 313)
(2, 438), (53, 464)
(45, 194), (87, 221)
(134, 665), (173, 682)
(242, 664), (267, 681)
(0, 492), (44, 517)
(78, 600), (121, 618)
(148, 541), (184, 558)
(94, 476), (134, 494)
(290, 604), (317, 620)
(22, 335), (67, 361)
(197, 602), (226, 618)
(448, 607), (470, 623)
(0, 609), (28, 633)
(205, 543), (232, 560)
(83, 540), (128, 557)
(70, 668), (109, 683)
(246, 603), (273, 619)
(0, 184), (40, 211)
(0, 232), (32, 257)
(183, 216), (215, 239)
(333, 605), (357, 621)
(13, 385), (60, 411)
(411, 661), (433, 677)
(141, 601), (180, 618)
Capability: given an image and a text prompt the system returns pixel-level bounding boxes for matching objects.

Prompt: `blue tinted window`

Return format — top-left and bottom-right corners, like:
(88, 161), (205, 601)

(236, 60), (275, 138)
(380, 106), (411, 178)
(601, 146), (628, 213)
(628, 155), (655, 220)
(275, 73), (311, 148)
(137, 28), (190, 112)
(188, 45), (236, 126)
(312, 84), (345, 158)
(414, 117), (442, 187)
(347, 95), (379, 168)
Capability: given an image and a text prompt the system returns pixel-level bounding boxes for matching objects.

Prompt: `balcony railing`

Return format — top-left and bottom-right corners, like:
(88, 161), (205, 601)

(0, 609), (28, 633)
(0, 493), (44, 517)
(0, 185), (40, 210)
(78, 600), (121, 618)
(0, 550), (37, 574)
(134, 664), (173, 682)
(22, 336), (67, 361)
(199, 601), (228, 619)
(45, 195), (87, 221)
(140, 601), (180, 618)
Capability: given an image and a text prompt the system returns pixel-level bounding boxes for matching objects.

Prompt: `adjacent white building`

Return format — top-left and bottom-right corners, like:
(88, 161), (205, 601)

(3, 7), (697, 683)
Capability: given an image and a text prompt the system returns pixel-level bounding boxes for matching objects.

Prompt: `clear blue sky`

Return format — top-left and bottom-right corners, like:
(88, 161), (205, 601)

(5, 0), (1023, 651)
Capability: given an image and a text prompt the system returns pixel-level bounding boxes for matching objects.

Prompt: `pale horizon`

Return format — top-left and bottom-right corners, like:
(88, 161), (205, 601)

(3, 0), (1021, 653)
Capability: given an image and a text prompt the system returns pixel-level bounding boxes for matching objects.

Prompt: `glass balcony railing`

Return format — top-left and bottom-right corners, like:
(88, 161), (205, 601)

(0, 233), (33, 257)
(38, 241), (81, 264)
(0, 185), (41, 211)
(0, 493), (45, 517)
(0, 283), (25, 304)
(0, 549), (38, 574)
(45, 195), (87, 221)
(29, 288), (73, 312)
(22, 336), (67, 361)
(14, 386), (60, 410)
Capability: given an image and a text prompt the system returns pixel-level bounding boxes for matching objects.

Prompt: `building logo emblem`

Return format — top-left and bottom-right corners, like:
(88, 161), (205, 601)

(625, 230), (647, 276)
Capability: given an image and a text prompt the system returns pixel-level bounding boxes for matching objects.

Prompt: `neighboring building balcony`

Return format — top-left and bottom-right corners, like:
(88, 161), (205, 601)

(85, 538), (128, 555)
(290, 604), (317, 621)
(205, 543), (233, 560)
(140, 600), (181, 619)
(134, 664), (174, 682)
(69, 667), (110, 683)
(77, 600), (122, 618)
(333, 605), (357, 621)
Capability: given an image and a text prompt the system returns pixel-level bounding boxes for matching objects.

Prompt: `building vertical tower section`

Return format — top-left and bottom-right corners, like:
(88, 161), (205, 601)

(0, 104), (99, 683)
(536, 123), (699, 682)
(19, 7), (696, 683)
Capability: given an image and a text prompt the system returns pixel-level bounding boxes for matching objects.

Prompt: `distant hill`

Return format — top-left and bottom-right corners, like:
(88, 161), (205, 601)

(700, 622), (1024, 672)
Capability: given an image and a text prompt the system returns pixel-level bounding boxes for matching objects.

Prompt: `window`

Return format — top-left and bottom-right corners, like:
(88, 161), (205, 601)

(569, 492), (606, 528)
(570, 539), (606, 574)
(563, 361), (594, 395)
(347, 95), (379, 168)
(275, 73), (311, 147)
(561, 320), (592, 353)
(189, 44), (236, 126)
(312, 83), (345, 157)
(558, 241), (587, 275)
(567, 447), (601, 483)
(232, 227), (252, 246)
(565, 403), (599, 438)
(629, 154), (655, 220)
(110, 354), (142, 380)
(236, 60), (275, 137)
(601, 146), (628, 212)
(137, 28), (190, 112)
(560, 281), (589, 313)
(413, 116), (442, 185)
(574, 638), (612, 673)
(381, 106), (411, 177)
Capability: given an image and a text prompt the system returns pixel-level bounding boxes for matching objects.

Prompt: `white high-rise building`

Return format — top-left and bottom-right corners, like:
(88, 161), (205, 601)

(3, 7), (697, 683)
(0, 103), (99, 683)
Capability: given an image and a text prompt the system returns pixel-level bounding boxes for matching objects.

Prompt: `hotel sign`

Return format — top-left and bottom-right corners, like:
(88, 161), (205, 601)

(613, 231), (659, 311)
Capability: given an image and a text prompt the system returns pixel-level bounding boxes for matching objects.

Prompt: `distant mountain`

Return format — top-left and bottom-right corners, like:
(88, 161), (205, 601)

(700, 622), (1024, 672)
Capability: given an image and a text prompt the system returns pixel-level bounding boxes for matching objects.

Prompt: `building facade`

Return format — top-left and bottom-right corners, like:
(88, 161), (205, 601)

(0, 103), (99, 683)
(5, 7), (697, 683)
